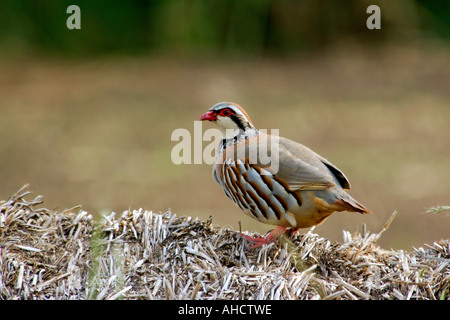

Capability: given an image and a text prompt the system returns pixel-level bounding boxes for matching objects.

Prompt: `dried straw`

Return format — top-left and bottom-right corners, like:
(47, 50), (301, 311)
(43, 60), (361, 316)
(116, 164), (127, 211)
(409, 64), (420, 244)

(1, 185), (448, 300)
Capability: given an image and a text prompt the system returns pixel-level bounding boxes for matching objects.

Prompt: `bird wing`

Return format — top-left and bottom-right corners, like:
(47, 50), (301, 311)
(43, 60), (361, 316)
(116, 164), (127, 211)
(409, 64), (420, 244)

(314, 153), (351, 190)
(227, 134), (335, 191)
(274, 138), (337, 191)
(221, 133), (350, 192)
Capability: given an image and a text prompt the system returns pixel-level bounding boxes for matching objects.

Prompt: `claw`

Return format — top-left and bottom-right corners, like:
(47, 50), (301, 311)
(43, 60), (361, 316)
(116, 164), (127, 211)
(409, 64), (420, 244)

(239, 226), (289, 248)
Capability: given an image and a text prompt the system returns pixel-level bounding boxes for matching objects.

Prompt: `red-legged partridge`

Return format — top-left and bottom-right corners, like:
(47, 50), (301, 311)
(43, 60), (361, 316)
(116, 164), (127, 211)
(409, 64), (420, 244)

(200, 102), (370, 247)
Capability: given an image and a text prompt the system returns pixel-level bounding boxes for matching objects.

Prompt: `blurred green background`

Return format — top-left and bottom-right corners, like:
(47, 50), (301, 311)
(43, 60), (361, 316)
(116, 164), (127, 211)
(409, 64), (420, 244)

(0, 0), (449, 250)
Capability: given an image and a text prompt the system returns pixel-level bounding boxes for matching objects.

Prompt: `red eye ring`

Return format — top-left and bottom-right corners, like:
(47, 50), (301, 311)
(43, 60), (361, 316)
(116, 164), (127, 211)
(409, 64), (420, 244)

(219, 108), (232, 117)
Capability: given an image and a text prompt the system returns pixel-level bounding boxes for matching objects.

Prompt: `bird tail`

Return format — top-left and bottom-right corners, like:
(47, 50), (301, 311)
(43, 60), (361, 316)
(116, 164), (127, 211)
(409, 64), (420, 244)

(335, 196), (370, 214)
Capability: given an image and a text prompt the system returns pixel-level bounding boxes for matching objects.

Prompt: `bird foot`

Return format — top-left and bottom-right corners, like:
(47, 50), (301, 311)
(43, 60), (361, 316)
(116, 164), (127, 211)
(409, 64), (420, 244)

(239, 226), (290, 248)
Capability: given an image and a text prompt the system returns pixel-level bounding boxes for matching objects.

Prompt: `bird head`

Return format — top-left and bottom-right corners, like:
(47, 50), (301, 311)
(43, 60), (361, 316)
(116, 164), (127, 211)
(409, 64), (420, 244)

(200, 102), (255, 136)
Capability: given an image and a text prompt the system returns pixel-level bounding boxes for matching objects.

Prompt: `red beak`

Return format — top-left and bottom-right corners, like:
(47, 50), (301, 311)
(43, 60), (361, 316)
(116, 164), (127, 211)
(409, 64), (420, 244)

(200, 110), (217, 121)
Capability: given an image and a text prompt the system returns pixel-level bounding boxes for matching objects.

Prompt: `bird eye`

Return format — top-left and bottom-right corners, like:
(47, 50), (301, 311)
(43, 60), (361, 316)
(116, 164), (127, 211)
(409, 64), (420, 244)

(219, 109), (232, 117)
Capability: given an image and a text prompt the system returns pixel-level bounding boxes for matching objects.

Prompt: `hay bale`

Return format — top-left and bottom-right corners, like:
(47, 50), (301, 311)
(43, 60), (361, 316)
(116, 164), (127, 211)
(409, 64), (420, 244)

(0, 185), (448, 300)
(0, 185), (92, 299)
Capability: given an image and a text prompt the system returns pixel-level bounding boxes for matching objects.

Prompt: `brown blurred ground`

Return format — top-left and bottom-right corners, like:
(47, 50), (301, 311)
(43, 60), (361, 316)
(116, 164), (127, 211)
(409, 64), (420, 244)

(0, 43), (449, 250)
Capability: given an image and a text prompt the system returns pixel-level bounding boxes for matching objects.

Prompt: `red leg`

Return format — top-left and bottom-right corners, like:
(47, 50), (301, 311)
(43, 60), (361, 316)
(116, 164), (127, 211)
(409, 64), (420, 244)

(239, 226), (289, 248)
(288, 227), (300, 237)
